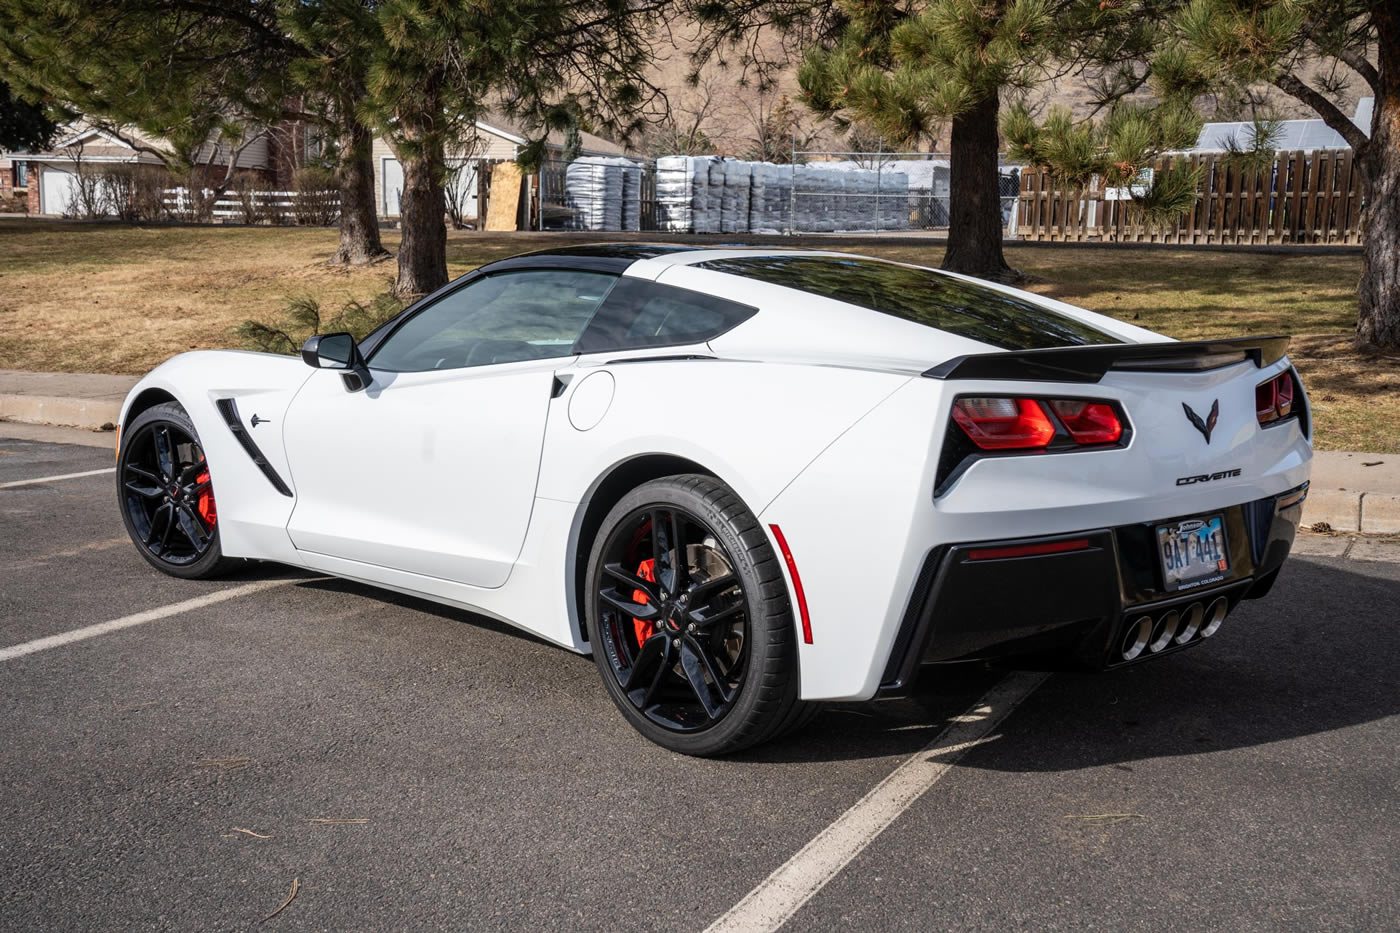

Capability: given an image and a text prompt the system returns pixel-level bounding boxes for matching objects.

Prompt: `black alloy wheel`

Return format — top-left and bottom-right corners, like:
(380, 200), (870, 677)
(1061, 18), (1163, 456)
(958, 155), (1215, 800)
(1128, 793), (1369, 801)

(586, 474), (811, 756)
(118, 401), (236, 579)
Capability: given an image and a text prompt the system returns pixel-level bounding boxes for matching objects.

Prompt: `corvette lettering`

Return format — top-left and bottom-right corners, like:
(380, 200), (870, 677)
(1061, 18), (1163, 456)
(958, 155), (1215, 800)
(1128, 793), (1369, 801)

(1176, 468), (1242, 486)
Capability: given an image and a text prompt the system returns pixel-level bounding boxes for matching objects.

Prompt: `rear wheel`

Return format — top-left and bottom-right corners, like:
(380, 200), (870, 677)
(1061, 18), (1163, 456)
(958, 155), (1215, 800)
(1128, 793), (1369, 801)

(117, 401), (237, 579)
(585, 474), (810, 756)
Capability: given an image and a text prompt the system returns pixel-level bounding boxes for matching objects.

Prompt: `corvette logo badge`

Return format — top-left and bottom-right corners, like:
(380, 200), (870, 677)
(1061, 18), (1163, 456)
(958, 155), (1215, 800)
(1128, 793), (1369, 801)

(1182, 399), (1220, 443)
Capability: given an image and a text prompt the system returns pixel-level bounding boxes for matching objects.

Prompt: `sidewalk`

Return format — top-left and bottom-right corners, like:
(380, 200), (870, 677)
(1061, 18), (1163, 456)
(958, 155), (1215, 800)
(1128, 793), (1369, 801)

(1, 368), (1396, 532)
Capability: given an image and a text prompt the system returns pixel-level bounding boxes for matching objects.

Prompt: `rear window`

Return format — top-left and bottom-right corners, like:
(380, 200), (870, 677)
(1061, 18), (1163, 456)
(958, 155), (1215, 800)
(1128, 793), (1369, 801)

(695, 255), (1120, 350)
(575, 277), (757, 353)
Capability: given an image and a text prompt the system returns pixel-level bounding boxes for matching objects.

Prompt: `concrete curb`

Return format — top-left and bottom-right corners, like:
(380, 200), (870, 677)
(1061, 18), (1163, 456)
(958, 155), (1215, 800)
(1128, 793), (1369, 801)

(0, 369), (136, 433)
(1300, 452), (1400, 534)
(0, 393), (122, 430)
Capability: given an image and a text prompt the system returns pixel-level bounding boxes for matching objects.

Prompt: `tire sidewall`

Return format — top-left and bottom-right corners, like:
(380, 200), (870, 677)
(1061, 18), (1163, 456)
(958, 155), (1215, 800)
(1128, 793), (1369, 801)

(117, 401), (230, 580)
(585, 475), (798, 756)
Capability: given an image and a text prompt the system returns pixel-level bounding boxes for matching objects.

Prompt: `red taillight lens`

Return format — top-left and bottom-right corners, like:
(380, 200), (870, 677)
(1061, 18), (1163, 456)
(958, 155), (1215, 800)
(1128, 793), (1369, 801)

(1256, 379), (1278, 423)
(952, 397), (1056, 450)
(1048, 400), (1123, 445)
(1256, 372), (1295, 424)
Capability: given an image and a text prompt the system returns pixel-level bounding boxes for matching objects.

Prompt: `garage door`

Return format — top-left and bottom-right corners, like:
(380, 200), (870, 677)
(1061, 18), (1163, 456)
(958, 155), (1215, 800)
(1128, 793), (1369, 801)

(39, 167), (78, 216)
(380, 157), (479, 219)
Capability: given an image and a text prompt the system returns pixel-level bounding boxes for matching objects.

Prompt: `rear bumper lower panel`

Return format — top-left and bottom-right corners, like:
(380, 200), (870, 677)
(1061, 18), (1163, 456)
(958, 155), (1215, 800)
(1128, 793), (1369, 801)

(879, 483), (1308, 693)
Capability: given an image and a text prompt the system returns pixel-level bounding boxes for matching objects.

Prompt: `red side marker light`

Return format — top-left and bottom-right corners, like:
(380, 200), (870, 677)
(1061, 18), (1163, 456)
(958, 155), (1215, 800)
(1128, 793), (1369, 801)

(966, 538), (1092, 561)
(769, 524), (813, 644)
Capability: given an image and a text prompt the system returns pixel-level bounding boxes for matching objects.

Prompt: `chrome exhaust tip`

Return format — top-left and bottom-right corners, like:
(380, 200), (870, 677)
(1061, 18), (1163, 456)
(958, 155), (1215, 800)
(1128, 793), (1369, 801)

(1199, 598), (1228, 638)
(1122, 615), (1153, 661)
(1175, 603), (1205, 644)
(1148, 609), (1181, 653)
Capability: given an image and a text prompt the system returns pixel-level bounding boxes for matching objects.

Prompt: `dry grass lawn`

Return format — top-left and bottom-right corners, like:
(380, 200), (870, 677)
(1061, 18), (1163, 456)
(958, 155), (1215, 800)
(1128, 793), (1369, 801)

(0, 219), (1394, 451)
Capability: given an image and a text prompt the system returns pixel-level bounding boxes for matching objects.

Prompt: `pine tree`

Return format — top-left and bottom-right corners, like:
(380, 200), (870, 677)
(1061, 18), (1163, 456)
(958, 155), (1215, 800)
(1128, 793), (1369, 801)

(1159, 0), (1397, 348)
(1008, 0), (1397, 350)
(0, 1), (390, 267)
(799, 0), (1183, 281)
(363, 0), (664, 297)
(0, 79), (56, 151)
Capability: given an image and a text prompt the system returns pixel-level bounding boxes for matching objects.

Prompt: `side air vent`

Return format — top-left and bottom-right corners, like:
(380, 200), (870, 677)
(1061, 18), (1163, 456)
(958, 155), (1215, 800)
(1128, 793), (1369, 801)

(214, 398), (293, 497)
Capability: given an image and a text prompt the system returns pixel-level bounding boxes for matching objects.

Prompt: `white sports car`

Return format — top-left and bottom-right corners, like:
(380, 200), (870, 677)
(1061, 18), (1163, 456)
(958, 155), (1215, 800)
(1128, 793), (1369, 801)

(116, 245), (1312, 754)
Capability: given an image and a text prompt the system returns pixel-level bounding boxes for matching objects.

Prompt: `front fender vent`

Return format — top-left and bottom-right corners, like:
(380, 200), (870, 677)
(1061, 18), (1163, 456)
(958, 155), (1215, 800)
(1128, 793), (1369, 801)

(215, 398), (293, 497)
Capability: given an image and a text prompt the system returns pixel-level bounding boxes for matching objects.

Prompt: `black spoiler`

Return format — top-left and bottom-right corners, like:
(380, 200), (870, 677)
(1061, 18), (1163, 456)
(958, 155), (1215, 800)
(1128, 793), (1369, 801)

(922, 335), (1291, 384)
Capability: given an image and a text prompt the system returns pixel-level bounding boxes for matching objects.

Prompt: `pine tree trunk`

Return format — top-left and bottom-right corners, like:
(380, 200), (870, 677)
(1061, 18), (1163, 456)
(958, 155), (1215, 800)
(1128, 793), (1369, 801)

(331, 120), (388, 266)
(942, 93), (1015, 282)
(395, 152), (448, 298)
(1356, 27), (1400, 351)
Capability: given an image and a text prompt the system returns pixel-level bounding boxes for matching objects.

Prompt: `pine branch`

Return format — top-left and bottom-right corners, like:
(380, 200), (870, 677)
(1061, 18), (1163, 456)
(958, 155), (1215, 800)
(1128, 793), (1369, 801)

(1335, 48), (1380, 95)
(1270, 73), (1368, 152)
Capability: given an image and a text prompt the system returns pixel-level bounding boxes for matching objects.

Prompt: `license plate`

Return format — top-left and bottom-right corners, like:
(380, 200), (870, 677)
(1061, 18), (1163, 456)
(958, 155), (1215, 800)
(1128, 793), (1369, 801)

(1156, 514), (1229, 591)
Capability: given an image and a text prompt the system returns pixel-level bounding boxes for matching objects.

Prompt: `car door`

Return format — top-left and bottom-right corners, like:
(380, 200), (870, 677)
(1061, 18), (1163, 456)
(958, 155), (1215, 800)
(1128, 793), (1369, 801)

(282, 267), (617, 589)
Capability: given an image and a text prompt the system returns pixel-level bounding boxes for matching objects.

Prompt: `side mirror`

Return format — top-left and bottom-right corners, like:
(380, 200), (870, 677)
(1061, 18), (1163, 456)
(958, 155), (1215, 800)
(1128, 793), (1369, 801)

(301, 333), (371, 392)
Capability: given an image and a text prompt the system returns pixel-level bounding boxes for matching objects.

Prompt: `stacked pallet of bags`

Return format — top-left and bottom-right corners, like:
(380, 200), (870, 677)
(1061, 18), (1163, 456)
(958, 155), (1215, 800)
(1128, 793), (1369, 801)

(747, 163), (790, 233)
(654, 155), (722, 233)
(719, 160), (752, 234)
(649, 155), (914, 233)
(564, 158), (620, 231)
(564, 156), (643, 231)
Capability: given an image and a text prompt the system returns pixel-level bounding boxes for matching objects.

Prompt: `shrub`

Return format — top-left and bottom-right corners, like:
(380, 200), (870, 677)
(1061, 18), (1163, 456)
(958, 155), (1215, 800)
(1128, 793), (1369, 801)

(230, 171), (264, 224)
(101, 164), (170, 223)
(289, 167), (339, 226)
(65, 166), (109, 219)
(234, 291), (403, 355)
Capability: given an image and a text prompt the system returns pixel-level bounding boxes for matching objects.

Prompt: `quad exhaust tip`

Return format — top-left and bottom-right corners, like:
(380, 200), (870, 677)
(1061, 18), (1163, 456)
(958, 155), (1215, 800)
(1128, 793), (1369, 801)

(1200, 597), (1228, 638)
(1121, 598), (1228, 661)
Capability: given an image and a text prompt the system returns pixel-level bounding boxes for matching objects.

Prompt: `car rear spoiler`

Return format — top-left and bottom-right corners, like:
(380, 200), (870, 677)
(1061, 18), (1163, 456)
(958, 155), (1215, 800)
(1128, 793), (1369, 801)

(922, 335), (1291, 384)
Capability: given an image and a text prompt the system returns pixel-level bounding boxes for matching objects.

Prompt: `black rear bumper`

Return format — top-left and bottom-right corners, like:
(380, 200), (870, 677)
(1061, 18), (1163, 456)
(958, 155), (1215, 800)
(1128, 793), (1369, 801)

(879, 483), (1308, 694)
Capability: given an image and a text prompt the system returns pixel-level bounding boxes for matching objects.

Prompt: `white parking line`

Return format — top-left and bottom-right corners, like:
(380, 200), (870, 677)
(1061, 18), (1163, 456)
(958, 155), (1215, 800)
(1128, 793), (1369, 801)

(704, 671), (1050, 933)
(0, 467), (116, 489)
(0, 579), (300, 662)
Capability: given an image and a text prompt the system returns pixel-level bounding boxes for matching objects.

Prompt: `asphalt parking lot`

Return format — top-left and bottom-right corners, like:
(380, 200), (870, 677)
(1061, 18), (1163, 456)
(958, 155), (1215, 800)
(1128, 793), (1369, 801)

(2, 434), (1397, 932)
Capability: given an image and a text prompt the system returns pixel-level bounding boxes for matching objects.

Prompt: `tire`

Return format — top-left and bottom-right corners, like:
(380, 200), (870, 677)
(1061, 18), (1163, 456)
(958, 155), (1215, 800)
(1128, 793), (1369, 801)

(117, 401), (238, 580)
(585, 474), (811, 756)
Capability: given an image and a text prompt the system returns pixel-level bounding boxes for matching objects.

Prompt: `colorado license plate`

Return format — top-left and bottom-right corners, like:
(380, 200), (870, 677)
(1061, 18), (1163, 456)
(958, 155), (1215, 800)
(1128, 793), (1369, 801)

(1156, 514), (1229, 591)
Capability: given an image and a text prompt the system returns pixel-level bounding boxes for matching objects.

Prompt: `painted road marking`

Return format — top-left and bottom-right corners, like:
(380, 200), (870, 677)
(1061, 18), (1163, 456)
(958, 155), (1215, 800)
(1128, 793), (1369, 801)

(0, 468), (115, 489)
(704, 671), (1050, 933)
(0, 579), (301, 662)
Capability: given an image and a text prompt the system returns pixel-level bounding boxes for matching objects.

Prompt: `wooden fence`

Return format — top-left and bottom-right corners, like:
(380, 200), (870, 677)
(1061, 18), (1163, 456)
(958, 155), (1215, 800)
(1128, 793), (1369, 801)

(1015, 150), (1364, 245)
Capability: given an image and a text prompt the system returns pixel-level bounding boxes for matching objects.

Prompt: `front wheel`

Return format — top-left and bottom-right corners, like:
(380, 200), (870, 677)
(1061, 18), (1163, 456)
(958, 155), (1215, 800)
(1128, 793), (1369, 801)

(585, 474), (811, 756)
(117, 401), (237, 579)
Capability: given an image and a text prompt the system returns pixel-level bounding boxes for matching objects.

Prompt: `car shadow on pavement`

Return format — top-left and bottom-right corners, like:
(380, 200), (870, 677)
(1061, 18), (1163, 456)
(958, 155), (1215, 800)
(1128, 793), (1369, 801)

(239, 556), (1396, 769)
(749, 556), (1400, 767)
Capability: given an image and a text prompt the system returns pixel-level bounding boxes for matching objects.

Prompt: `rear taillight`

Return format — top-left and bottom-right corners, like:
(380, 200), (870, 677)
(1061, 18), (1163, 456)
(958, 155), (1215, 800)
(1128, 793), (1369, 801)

(1048, 400), (1124, 445)
(951, 397), (1056, 450)
(1256, 371), (1296, 425)
(952, 396), (1125, 451)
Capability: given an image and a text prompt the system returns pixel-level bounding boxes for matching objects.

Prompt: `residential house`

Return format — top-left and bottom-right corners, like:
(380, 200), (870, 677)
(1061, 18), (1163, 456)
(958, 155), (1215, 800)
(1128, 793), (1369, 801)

(2, 120), (313, 216)
(373, 115), (633, 220)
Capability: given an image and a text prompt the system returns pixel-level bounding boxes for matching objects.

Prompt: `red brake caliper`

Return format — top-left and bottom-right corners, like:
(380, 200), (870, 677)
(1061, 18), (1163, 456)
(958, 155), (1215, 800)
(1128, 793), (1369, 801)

(632, 558), (656, 647)
(194, 470), (216, 526)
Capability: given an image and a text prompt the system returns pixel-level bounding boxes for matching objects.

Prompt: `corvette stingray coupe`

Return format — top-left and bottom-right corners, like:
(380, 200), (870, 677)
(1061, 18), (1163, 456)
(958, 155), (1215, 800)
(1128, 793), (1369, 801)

(116, 245), (1312, 754)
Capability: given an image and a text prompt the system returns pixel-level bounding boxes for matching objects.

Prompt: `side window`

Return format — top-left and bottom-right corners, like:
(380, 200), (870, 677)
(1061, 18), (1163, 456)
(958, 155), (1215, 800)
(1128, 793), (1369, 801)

(575, 278), (757, 354)
(368, 269), (617, 373)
